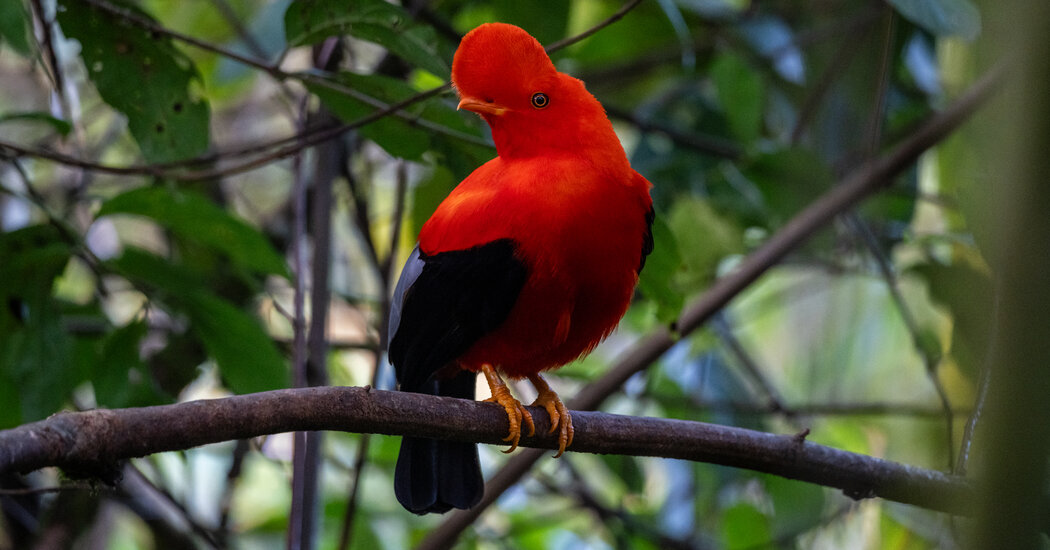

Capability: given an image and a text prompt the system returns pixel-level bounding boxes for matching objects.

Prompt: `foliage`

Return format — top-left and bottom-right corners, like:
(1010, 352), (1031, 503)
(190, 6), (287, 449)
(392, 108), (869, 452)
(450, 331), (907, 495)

(0, 0), (998, 548)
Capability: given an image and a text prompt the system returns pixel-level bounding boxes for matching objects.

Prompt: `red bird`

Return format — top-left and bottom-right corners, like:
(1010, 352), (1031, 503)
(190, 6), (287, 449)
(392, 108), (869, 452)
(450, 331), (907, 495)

(389, 22), (654, 514)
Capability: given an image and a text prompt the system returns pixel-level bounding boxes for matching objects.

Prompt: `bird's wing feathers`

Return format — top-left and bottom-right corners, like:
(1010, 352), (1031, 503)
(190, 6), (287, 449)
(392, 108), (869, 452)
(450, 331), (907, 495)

(388, 239), (528, 391)
(639, 204), (655, 273)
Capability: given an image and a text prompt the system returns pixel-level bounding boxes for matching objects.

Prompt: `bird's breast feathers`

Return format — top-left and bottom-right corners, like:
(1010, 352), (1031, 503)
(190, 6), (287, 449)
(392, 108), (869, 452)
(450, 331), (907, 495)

(420, 155), (651, 270)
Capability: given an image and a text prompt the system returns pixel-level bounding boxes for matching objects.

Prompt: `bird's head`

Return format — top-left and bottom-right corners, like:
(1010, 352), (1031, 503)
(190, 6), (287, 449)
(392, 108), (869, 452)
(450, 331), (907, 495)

(451, 23), (623, 161)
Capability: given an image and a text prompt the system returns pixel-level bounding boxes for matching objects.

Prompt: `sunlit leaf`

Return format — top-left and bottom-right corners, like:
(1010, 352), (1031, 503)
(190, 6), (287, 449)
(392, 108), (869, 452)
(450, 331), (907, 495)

(637, 212), (685, 322)
(98, 186), (288, 277)
(56, 0), (210, 162)
(668, 197), (744, 288)
(721, 502), (771, 549)
(910, 259), (992, 379)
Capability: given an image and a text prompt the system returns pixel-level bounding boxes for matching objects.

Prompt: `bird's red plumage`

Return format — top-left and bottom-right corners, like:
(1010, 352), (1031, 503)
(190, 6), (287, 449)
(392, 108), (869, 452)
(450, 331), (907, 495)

(420, 23), (653, 378)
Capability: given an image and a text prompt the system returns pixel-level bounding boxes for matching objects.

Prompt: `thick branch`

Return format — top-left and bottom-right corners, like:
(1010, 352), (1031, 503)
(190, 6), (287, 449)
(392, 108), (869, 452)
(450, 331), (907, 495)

(0, 387), (971, 515)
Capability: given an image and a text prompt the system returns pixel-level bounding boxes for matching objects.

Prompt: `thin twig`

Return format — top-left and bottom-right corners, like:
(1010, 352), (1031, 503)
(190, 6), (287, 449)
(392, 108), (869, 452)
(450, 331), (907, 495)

(544, 0), (645, 52)
(712, 313), (789, 414)
(0, 483), (103, 496)
(605, 105), (742, 159)
(550, 461), (709, 550)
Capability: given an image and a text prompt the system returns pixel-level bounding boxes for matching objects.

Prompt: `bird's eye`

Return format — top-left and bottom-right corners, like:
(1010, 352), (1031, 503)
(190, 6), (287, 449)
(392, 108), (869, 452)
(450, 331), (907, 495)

(531, 92), (550, 109)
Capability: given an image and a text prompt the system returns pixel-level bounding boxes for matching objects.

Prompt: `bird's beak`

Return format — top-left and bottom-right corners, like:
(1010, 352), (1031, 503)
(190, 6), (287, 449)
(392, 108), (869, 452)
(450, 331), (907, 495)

(457, 97), (508, 116)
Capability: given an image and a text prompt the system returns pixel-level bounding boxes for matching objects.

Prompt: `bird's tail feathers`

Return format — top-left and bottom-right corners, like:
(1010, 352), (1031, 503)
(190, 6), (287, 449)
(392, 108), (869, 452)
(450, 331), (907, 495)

(394, 370), (483, 514)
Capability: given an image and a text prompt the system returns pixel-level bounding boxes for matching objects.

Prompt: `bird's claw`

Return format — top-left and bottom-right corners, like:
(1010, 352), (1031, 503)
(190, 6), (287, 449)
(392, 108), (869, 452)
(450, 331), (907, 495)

(484, 393), (535, 453)
(482, 364), (535, 453)
(528, 375), (574, 458)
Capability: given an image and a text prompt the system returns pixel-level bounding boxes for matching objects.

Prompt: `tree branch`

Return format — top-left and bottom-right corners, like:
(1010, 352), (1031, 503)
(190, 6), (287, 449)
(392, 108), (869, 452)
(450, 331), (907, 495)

(0, 387), (973, 516)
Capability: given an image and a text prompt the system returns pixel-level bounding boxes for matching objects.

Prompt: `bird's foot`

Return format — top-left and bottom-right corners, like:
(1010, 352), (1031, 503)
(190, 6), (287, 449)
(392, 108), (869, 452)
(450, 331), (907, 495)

(528, 373), (574, 458)
(481, 364), (535, 453)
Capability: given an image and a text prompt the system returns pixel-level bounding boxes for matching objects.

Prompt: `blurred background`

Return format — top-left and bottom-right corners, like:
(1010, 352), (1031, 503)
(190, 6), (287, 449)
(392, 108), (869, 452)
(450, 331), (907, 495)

(0, 0), (1014, 548)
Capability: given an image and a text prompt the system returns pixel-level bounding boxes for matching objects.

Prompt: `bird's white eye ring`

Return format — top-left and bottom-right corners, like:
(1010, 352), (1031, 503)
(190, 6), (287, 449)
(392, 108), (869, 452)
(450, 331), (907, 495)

(531, 92), (550, 109)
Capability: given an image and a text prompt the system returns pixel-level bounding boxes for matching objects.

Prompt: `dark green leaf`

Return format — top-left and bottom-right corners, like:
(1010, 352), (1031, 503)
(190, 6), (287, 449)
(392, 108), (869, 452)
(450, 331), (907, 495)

(743, 149), (833, 226)
(107, 245), (205, 297)
(93, 320), (156, 408)
(108, 248), (288, 394)
(284, 0), (448, 77)
(0, 370), (20, 428)
(762, 474), (825, 539)
(409, 165), (457, 238)
(711, 51), (764, 143)
(0, 111), (73, 136)
(2, 317), (76, 422)
(492, 0), (570, 46)
(98, 186), (288, 277)
(183, 291), (288, 394)
(307, 72), (432, 159)
(56, 0), (210, 162)
(888, 0), (981, 40)
(0, 226), (77, 422)
(0, 0), (32, 56)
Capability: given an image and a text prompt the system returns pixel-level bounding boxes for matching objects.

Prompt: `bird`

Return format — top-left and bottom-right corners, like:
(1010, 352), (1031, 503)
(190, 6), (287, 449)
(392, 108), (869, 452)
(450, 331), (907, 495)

(387, 22), (654, 515)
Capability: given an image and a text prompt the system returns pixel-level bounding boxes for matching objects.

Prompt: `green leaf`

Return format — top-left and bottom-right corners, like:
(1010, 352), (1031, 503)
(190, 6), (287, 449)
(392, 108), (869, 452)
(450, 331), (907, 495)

(56, 0), (210, 162)
(307, 72), (432, 160)
(762, 474), (825, 539)
(910, 258), (992, 379)
(743, 149), (833, 226)
(721, 502), (772, 550)
(284, 0), (448, 77)
(667, 197), (744, 288)
(98, 186), (288, 277)
(888, 0), (981, 40)
(711, 51), (764, 143)
(492, 0), (570, 46)
(183, 291), (288, 394)
(0, 0), (32, 56)
(410, 165), (457, 238)
(93, 320), (160, 408)
(0, 226), (78, 423)
(109, 248), (288, 394)
(637, 212), (685, 322)
(0, 111), (73, 136)
(0, 369), (19, 428)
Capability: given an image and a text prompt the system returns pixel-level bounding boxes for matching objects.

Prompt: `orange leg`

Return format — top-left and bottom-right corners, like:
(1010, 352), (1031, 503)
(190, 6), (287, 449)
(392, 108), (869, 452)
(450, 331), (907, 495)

(482, 364), (535, 453)
(527, 373), (574, 458)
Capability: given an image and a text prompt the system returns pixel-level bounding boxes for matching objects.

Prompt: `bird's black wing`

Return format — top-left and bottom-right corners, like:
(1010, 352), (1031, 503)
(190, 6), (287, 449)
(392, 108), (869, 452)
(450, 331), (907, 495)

(388, 239), (528, 391)
(388, 239), (528, 514)
(638, 205), (655, 273)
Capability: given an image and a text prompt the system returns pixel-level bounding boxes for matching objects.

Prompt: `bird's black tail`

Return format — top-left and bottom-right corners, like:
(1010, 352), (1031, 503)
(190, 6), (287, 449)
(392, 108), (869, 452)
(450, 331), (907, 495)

(394, 370), (483, 514)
